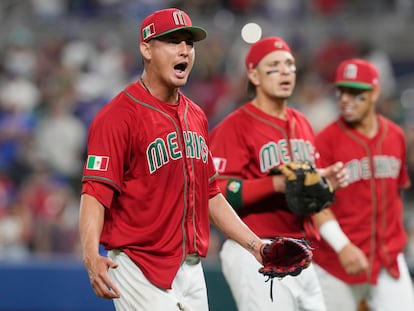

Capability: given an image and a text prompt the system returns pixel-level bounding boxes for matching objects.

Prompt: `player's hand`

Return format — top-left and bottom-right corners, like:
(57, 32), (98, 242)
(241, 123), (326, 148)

(83, 253), (121, 299)
(337, 243), (369, 275)
(271, 174), (286, 193)
(320, 161), (349, 190)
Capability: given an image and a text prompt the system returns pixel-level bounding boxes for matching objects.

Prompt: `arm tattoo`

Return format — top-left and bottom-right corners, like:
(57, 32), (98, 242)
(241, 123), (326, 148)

(247, 240), (257, 252)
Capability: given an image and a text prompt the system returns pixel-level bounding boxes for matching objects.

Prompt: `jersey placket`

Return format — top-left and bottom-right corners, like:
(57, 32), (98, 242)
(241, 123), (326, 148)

(374, 127), (400, 278)
(177, 103), (197, 257)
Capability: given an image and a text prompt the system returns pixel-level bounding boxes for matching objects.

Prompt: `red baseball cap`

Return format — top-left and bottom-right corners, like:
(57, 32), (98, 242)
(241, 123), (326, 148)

(140, 8), (207, 43)
(245, 36), (292, 69)
(335, 59), (379, 90)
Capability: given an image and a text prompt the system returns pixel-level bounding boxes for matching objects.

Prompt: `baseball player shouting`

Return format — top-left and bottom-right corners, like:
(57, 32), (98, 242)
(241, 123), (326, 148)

(313, 59), (414, 310)
(78, 8), (270, 311)
(209, 36), (348, 311)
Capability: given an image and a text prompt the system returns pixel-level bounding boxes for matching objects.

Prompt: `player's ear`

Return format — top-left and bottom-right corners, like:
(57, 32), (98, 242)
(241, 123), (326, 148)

(140, 42), (151, 61)
(371, 85), (381, 102)
(247, 68), (260, 87)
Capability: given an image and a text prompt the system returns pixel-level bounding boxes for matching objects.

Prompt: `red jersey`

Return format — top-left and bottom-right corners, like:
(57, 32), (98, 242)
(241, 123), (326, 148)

(210, 103), (318, 239)
(81, 81), (220, 289)
(314, 116), (410, 284)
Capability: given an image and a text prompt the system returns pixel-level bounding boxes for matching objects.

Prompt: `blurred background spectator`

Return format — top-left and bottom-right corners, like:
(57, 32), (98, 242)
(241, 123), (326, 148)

(0, 0), (413, 279)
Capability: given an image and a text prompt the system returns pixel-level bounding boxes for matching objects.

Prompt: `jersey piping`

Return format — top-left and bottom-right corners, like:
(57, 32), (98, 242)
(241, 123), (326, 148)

(81, 175), (121, 192)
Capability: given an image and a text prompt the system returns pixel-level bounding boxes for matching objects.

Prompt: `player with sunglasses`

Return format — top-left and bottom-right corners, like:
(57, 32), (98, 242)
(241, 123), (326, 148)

(209, 36), (349, 311)
(313, 59), (414, 310)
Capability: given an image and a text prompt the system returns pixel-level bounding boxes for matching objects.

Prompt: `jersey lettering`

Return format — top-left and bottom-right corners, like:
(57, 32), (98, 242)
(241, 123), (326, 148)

(346, 156), (401, 184)
(147, 131), (208, 174)
(259, 138), (314, 172)
(167, 132), (182, 160)
(361, 158), (370, 179)
(260, 142), (279, 171)
(147, 138), (170, 173)
(374, 156), (401, 178)
(199, 136), (208, 163)
(279, 140), (290, 163)
(183, 131), (201, 159)
(290, 139), (315, 162)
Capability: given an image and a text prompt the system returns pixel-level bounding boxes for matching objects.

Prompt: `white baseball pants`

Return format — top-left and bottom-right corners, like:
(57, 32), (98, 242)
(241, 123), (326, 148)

(108, 250), (208, 311)
(314, 253), (414, 311)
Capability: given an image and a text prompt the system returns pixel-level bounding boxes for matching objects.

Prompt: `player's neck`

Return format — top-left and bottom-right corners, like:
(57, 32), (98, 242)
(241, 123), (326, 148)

(354, 114), (378, 138)
(252, 97), (287, 119)
(140, 76), (180, 105)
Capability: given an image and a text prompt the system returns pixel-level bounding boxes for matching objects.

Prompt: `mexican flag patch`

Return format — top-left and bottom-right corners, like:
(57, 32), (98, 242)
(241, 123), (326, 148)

(213, 157), (227, 173)
(86, 155), (109, 171)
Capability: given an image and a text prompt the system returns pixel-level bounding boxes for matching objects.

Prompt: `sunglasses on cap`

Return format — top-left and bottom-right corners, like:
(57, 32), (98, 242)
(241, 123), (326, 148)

(335, 87), (369, 101)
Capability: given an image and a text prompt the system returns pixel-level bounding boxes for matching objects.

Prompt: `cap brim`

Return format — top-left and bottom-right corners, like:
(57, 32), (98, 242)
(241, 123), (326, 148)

(153, 26), (207, 42)
(335, 81), (373, 90)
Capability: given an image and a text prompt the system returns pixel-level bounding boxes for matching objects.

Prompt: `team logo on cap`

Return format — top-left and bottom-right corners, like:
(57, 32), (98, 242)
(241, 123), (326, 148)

(142, 23), (155, 41)
(172, 11), (187, 26)
(274, 41), (284, 48)
(343, 64), (358, 80)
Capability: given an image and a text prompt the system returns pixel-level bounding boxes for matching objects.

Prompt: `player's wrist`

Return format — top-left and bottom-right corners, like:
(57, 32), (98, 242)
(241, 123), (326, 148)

(259, 243), (266, 262)
(271, 175), (285, 193)
(319, 220), (350, 253)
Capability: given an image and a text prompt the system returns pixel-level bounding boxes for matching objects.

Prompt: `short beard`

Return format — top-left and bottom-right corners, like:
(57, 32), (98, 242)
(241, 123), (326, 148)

(343, 117), (361, 128)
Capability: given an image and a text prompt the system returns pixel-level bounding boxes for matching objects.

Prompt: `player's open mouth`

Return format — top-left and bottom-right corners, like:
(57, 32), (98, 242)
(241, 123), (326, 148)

(174, 62), (187, 73)
(279, 81), (291, 89)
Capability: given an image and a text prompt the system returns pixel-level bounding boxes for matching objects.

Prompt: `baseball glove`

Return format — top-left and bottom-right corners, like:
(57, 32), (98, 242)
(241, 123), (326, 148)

(269, 161), (334, 215)
(259, 237), (313, 278)
(259, 237), (313, 300)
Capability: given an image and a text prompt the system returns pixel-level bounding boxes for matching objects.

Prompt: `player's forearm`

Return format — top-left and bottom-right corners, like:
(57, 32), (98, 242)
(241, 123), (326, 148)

(209, 193), (263, 262)
(313, 208), (350, 253)
(217, 176), (283, 208)
(79, 194), (105, 260)
(312, 208), (336, 228)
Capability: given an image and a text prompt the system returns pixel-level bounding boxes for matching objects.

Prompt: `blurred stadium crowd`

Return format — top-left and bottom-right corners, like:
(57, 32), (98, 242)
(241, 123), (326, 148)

(1, 0), (414, 276)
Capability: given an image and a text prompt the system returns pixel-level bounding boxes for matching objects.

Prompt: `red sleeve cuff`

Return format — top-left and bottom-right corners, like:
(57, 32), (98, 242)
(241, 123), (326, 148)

(81, 180), (115, 208)
(242, 176), (275, 206)
(216, 176), (275, 208)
